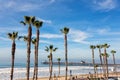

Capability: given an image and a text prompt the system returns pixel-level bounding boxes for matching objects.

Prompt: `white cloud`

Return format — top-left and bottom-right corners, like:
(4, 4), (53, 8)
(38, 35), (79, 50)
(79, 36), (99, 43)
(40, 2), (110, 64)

(40, 40), (52, 44)
(37, 17), (52, 24)
(17, 3), (39, 11)
(41, 33), (62, 39)
(93, 0), (117, 11)
(97, 28), (109, 34)
(0, 27), (25, 33)
(0, 1), (39, 12)
(0, 37), (9, 41)
(96, 28), (120, 35)
(0, 0), (56, 12)
(69, 29), (90, 44)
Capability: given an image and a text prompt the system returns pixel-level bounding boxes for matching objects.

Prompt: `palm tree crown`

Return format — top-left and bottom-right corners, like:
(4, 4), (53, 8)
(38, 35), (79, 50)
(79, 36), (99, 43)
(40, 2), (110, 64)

(33, 20), (43, 29)
(8, 32), (18, 40)
(60, 27), (69, 34)
(102, 43), (110, 49)
(111, 50), (116, 54)
(45, 45), (58, 53)
(90, 45), (96, 49)
(57, 58), (61, 62)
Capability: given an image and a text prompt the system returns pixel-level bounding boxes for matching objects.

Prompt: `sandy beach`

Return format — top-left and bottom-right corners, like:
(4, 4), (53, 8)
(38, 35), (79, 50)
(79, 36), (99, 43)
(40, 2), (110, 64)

(18, 72), (120, 80)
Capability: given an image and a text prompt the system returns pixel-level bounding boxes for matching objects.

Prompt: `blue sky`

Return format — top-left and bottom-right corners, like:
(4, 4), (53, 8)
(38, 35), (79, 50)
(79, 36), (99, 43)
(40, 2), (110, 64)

(0, 0), (120, 63)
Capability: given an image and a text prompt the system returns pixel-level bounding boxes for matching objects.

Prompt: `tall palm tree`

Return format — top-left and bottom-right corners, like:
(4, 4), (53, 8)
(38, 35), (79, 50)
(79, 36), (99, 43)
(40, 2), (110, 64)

(90, 45), (96, 76)
(96, 45), (103, 73)
(102, 43), (110, 80)
(60, 27), (69, 80)
(45, 45), (58, 80)
(57, 58), (61, 77)
(20, 16), (35, 80)
(31, 38), (37, 80)
(111, 50), (116, 72)
(33, 20), (43, 80)
(7, 32), (18, 80)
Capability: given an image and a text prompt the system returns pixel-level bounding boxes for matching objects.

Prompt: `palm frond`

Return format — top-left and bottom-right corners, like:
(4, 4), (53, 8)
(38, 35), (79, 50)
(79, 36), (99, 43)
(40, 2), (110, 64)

(53, 48), (58, 51)
(20, 21), (26, 25)
(45, 46), (49, 52)
(32, 38), (37, 44)
(31, 16), (35, 24)
(18, 36), (24, 40)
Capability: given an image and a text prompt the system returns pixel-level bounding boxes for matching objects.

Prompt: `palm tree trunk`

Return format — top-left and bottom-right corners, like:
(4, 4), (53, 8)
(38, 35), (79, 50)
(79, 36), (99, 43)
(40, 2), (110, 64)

(58, 61), (60, 77)
(104, 48), (108, 80)
(27, 25), (32, 80)
(113, 54), (115, 65)
(102, 55), (106, 79)
(113, 54), (116, 72)
(49, 53), (52, 80)
(106, 56), (109, 79)
(99, 48), (103, 73)
(10, 41), (16, 80)
(64, 34), (68, 80)
(49, 59), (50, 73)
(33, 45), (37, 80)
(92, 49), (96, 78)
(35, 29), (39, 80)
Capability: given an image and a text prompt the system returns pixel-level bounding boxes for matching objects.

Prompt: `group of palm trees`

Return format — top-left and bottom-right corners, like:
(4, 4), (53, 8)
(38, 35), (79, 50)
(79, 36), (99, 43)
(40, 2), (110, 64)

(7, 16), (117, 80)
(7, 16), (69, 80)
(90, 43), (117, 79)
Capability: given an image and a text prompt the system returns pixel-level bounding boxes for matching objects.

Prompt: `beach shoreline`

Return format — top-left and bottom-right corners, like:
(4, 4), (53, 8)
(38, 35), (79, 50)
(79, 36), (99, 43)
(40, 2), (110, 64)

(17, 72), (120, 80)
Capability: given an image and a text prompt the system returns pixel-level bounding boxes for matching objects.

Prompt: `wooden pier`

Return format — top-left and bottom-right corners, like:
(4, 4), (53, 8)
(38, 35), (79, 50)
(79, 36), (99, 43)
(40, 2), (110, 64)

(42, 61), (120, 67)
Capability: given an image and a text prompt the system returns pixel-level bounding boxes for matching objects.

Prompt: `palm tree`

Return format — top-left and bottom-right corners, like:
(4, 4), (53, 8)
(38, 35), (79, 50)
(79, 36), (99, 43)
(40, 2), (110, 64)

(33, 20), (43, 80)
(102, 43), (110, 80)
(96, 45), (103, 73)
(60, 27), (69, 80)
(90, 45), (96, 76)
(45, 45), (58, 80)
(57, 58), (61, 77)
(31, 38), (37, 80)
(111, 50), (116, 72)
(101, 53), (109, 79)
(20, 16), (35, 80)
(7, 32), (18, 80)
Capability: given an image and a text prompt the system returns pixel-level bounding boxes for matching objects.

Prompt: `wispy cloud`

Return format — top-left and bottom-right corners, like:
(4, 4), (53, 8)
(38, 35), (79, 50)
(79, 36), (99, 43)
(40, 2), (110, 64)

(40, 40), (52, 44)
(69, 29), (90, 44)
(0, 0), (56, 12)
(0, 27), (25, 33)
(41, 33), (62, 39)
(97, 28), (110, 34)
(93, 0), (117, 11)
(95, 28), (120, 35)
(0, 36), (9, 41)
(37, 17), (52, 24)
(0, 1), (39, 12)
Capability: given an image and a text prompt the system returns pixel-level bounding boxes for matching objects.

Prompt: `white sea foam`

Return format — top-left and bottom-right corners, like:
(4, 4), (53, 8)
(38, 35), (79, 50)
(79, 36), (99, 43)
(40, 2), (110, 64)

(0, 66), (119, 80)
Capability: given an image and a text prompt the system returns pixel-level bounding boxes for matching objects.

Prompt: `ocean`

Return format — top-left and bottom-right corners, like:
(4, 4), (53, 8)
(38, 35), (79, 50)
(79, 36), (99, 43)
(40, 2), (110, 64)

(0, 60), (120, 80)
